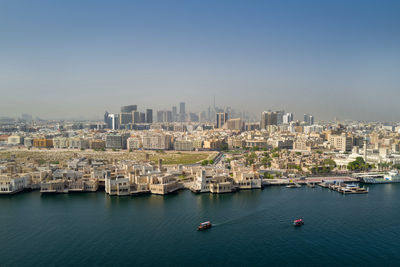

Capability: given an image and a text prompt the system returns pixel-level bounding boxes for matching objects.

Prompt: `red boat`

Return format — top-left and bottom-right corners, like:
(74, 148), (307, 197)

(293, 219), (304, 226)
(198, 221), (212, 230)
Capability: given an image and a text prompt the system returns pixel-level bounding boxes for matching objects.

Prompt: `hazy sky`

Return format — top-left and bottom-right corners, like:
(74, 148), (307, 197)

(0, 0), (399, 121)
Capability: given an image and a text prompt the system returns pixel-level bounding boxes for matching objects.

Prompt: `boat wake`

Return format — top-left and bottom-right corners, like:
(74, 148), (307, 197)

(212, 194), (298, 227)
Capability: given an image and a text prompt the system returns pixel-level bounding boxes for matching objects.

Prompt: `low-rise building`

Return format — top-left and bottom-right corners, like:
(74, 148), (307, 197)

(191, 169), (212, 193)
(40, 179), (68, 194)
(150, 175), (181, 195)
(0, 175), (30, 194)
(105, 176), (130, 196)
(210, 175), (233, 194)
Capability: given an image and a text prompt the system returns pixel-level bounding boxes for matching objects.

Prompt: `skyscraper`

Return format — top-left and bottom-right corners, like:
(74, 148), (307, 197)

(276, 110), (285, 125)
(283, 113), (294, 124)
(146, 109), (153, 123)
(304, 114), (314, 125)
(260, 111), (278, 129)
(172, 106), (177, 122)
(120, 105), (137, 113)
(179, 102), (185, 122)
(216, 112), (228, 128)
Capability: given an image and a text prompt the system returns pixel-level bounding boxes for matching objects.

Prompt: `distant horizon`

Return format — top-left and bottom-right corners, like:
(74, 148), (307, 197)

(1, 0), (399, 122)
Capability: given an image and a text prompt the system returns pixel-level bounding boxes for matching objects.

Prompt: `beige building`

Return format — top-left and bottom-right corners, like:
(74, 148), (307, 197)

(329, 133), (353, 152)
(210, 175), (233, 194)
(174, 140), (194, 151)
(150, 175), (181, 195)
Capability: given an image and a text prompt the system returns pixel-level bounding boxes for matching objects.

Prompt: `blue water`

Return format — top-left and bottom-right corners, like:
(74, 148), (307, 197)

(1, 184), (400, 266)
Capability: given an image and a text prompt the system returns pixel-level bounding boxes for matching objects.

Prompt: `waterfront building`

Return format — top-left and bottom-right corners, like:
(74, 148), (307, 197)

(210, 175), (233, 194)
(191, 169), (212, 193)
(68, 178), (99, 192)
(232, 169), (262, 189)
(0, 175), (30, 194)
(40, 179), (68, 194)
(105, 176), (131, 196)
(150, 174), (181, 195)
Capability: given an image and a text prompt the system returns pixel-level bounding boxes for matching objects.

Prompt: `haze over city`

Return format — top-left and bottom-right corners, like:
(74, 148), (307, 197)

(1, 0), (399, 121)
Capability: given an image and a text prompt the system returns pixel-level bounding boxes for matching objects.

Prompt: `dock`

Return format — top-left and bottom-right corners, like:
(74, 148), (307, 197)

(326, 183), (368, 194)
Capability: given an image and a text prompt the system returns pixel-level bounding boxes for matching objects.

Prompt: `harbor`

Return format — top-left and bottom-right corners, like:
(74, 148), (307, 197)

(1, 184), (400, 266)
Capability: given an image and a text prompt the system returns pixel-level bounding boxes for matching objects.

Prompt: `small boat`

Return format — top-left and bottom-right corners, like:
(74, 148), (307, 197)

(293, 219), (304, 226)
(198, 221), (212, 231)
(286, 183), (301, 188)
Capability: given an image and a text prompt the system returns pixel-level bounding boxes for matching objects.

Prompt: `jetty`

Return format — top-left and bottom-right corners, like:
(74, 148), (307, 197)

(326, 183), (368, 194)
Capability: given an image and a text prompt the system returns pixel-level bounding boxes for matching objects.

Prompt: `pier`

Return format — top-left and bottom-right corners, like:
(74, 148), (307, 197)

(326, 183), (368, 194)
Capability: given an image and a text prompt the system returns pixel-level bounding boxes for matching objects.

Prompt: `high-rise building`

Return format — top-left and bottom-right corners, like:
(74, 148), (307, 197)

(172, 106), (177, 122)
(189, 112), (199, 122)
(108, 114), (119, 130)
(179, 102), (185, 122)
(121, 105), (137, 113)
(120, 112), (133, 125)
(146, 109), (153, 123)
(132, 111), (140, 123)
(216, 112), (228, 128)
(304, 114), (314, 125)
(276, 110), (285, 125)
(260, 111), (277, 129)
(226, 118), (244, 131)
(157, 110), (173, 123)
(140, 112), (146, 123)
(283, 113), (294, 124)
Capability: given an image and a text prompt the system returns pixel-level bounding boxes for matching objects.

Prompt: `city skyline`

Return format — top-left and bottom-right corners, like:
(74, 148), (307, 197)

(1, 0), (399, 121)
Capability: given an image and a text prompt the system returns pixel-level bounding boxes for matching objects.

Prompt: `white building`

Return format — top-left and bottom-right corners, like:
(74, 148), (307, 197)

(7, 135), (23, 145)
(0, 175), (30, 194)
(105, 176), (130, 196)
(191, 169), (212, 193)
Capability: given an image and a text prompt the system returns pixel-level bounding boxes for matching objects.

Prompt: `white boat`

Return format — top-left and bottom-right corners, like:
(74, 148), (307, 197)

(361, 170), (400, 184)
(286, 183), (301, 188)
